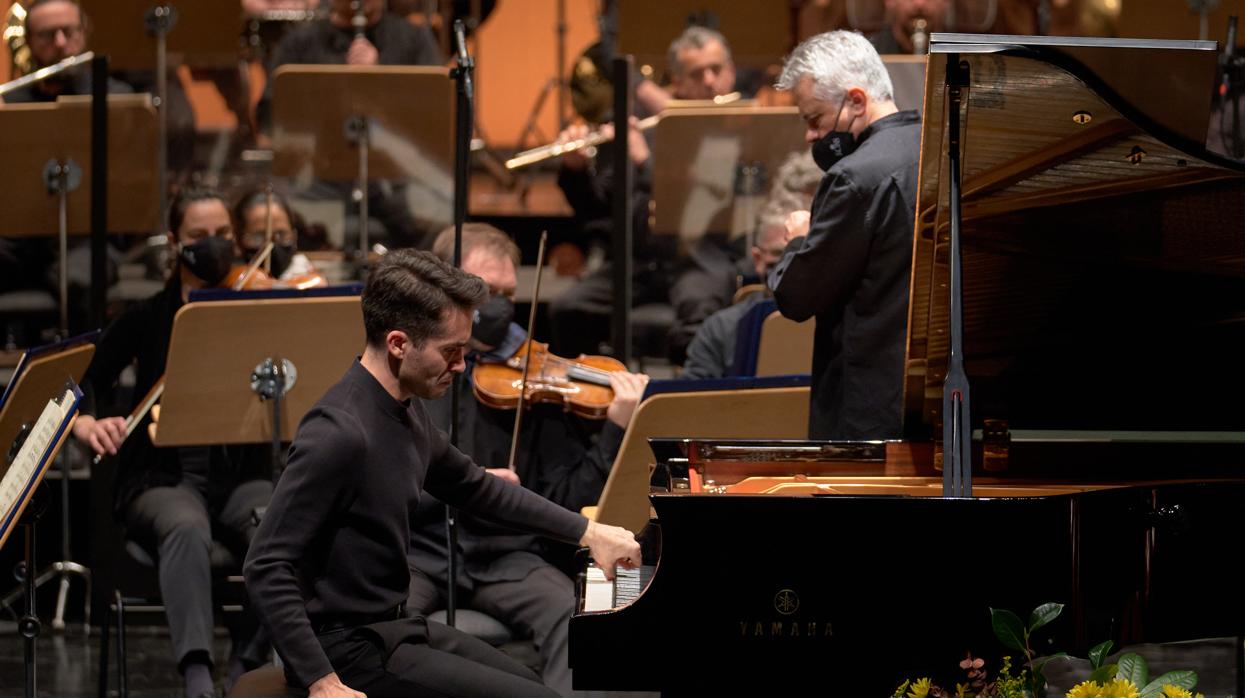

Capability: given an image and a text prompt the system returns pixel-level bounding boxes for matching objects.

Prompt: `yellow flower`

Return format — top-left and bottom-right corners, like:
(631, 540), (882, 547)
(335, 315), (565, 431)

(907, 677), (932, 698)
(1067, 680), (1106, 698)
(1103, 678), (1141, 698)
(1159, 687), (1192, 698)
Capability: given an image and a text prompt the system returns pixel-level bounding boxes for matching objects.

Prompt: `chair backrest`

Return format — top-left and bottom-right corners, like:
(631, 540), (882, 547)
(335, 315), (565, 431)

(591, 384), (810, 534)
(755, 311), (815, 376)
(727, 299), (778, 377)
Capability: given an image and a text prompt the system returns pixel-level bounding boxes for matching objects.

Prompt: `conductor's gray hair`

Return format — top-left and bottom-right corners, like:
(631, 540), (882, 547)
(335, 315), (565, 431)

(776, 30), (893, 104)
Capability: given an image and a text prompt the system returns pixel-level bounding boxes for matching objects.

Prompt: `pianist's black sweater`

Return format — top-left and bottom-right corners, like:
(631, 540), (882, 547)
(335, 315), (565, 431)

(244, 360), (589, 687)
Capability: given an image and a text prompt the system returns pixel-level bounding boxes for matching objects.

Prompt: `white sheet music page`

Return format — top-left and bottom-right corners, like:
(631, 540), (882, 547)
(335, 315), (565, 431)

(0, 383), (80, 547)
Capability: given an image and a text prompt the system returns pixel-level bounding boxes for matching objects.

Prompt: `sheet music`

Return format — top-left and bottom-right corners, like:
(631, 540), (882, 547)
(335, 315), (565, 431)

(0, 385), (78, 540)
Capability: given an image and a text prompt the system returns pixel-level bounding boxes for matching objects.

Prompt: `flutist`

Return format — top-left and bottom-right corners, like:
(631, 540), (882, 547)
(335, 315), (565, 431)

(548, 24), (746, 366)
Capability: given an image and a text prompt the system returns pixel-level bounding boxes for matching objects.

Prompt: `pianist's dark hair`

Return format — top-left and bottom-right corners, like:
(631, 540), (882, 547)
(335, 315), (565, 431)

(167, 186), (227, 235)
(362, 249), (488, 348)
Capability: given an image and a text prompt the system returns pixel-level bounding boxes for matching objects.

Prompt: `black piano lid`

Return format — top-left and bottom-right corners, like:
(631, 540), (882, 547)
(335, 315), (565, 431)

(907, 34), (1245, 440)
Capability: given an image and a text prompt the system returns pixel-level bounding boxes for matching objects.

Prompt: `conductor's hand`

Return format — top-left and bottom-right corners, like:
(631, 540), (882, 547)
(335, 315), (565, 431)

(556, 123), (593, 171)
(605, 371), (649, 429)
(783, 209), (811, 244)
(310, 672), (366, 698)
(485, 467), (521, 486)
(346, 37), (379, 66)
(72, 414), (127, 457)
(579, 519), (641, 582)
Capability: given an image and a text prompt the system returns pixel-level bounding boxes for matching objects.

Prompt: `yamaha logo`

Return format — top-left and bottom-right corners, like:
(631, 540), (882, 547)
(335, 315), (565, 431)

(774, 589), (799, 615)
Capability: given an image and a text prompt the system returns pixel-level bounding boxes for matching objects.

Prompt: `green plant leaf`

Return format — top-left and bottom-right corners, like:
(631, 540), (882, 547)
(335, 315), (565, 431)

(1027, 603), (1064, 633)
(991, 607), (1027, 652)
(1139, 670), (1198, 698)
(1088, 640), (1114, 669)
(1116, 653), (1149, 688)
(1089, 664), (1118, 685)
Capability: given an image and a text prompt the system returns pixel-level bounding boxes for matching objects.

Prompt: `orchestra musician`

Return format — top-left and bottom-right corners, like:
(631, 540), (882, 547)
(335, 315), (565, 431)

(0, 0), (132, 103)
(243, 248), (641, 698)
(868, 0), (950, 55)
(548, 24), (744, 365)
(407, 224), (647, 697)
(0, 0), (132, 336)
(769, 30), (922, 440)
(231, 186), (327, 286)
(680, 151), (821, 379)
(71, 187), (273, 698)
(256, 0), (445, 250)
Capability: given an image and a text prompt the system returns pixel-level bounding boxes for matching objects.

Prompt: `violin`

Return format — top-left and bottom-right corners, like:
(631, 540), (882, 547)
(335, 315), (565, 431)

(471, 339), (626, 420)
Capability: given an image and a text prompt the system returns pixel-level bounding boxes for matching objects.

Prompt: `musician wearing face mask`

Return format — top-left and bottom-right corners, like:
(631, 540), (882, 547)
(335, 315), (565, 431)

(408, 224), (648, 697)
(71, 187), (273, 698)
(232, 187), (325, 285)
(769, 31), (921, 441)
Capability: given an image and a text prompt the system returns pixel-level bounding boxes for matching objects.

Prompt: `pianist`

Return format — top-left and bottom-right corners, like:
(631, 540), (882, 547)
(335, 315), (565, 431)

(244, 249), (641, 698)
(769, 31), (922, 440)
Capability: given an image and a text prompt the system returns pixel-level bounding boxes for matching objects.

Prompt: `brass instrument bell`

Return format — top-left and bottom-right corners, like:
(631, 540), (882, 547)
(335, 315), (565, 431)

(4, 1), (33, 79)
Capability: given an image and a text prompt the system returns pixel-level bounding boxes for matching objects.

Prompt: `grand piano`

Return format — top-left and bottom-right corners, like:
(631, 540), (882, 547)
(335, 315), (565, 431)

(570, 34), (1245, 694)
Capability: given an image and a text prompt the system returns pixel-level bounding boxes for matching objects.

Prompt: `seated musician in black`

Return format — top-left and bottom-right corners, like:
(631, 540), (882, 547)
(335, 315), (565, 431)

(549, 24), (744, 364)
(408, 224), (648, 697)
(257, 0), (445, 250)
(71, 187), (272, 698)
(681, 151), (821, 379)
(244, 249), (641, 698)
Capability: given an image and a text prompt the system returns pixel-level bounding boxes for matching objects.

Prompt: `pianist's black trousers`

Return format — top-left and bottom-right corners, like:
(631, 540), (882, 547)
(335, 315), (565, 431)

(318, 615), (558, 698)
(407, 564), (576, 698)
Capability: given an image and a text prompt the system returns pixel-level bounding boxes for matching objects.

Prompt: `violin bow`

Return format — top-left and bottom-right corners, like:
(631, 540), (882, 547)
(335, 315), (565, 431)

(91, 373), (166, 464)
(506, 231), (547, 472)
(262, 183), (274, 275)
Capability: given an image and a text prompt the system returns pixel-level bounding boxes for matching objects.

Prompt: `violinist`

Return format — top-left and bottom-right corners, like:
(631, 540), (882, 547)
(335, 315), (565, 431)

(231, 186), (327, 288)
(408, 223), (648, 698)
(71, 186), (273, 698)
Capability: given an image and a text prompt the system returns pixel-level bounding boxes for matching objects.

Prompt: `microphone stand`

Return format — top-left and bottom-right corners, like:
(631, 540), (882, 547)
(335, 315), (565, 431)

(444, 19), (474, 628)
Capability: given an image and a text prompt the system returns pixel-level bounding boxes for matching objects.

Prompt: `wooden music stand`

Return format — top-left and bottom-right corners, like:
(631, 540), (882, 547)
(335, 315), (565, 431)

(271, 65), (455, 258)
(652, 106), (806, 244)
(0, 95), (159, 237)
(0, 334), (95, 634)
(152, 294), (365, 450)
(79, 0), (243, 70)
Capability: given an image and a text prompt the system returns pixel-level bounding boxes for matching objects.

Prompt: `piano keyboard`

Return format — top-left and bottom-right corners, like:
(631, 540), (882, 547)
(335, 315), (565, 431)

(581, 564), (656, 612)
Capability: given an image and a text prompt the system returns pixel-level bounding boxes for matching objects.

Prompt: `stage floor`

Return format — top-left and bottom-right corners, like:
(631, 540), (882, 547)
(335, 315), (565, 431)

(0, 621), (232, 697)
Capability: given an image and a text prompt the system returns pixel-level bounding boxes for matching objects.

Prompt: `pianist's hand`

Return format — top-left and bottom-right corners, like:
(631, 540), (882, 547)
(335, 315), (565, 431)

(72, 414), (127, 457)
(579, 519), (641, 581)
(486, 467), (521, 486)
(310, 672), (365, 698)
